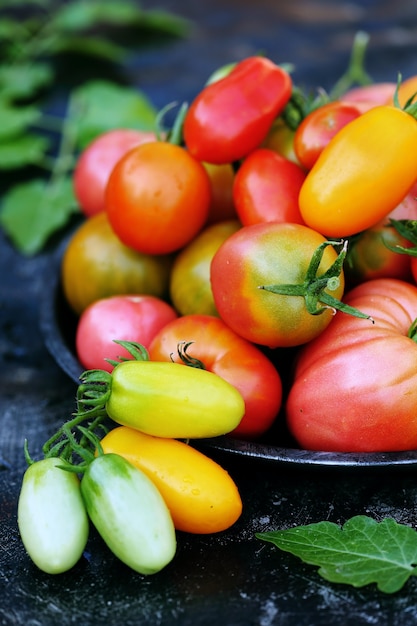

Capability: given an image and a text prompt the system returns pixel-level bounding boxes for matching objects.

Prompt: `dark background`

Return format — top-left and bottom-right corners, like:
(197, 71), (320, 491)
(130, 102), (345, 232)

(1, 1), (417, 624)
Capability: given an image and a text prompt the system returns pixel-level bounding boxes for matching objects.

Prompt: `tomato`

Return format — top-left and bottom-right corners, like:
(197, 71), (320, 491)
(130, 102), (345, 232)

(100, 426), (242, 534)
(202, 162), (237, 224)
(79, 354), (245, 438)
(286, 278), (417, 452)
(76, 294), (178, 372)
(261, 118), (299, 164)
(344, 223), (412, 285)
(18, 457), (89, 574)
(342, 82), (396, 104)
(299, 105), (417, 237)
(81, 453), (176, 574)
(386, 74), (417, 107)
(293, 101), (362, 170)
(148, 314), (282, 438)
(210, 222), (353, 348)
(183, 56), (292, 164)
(62, 212), (172, 315)
(169, 220), (241, 316)
(105, 141), (211, 254)
(232, 148), (306, 226)
(73, 128), (156, 218)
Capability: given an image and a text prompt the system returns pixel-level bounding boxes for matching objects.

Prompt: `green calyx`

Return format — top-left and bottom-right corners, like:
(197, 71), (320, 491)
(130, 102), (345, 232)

(259, 240), (374, 321)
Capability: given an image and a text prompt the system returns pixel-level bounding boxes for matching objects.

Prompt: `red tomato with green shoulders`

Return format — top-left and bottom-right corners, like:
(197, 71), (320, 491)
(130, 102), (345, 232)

(148, 314), (282, 439)
(233, 148), (306, 226)
(210, 222), (350, 348)
(286, 278), (417, 452)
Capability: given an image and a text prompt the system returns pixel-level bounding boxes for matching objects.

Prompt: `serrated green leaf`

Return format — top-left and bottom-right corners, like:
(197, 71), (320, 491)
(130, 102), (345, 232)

(0, 102), (41, 139)
(0, 63), (54, 100)
(0, 177), (78, 255)
(0, 134), (50, 169)
(71, 80), (157, 149)
(256, 515), (417, 594)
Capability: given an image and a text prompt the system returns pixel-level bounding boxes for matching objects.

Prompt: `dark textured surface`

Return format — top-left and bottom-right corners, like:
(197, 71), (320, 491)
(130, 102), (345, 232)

(2, 1), (417, 624)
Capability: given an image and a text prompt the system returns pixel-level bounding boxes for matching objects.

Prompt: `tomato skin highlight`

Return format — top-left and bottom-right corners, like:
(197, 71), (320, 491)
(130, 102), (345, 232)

(183, 56), (292, 164)
(81, 454), (176, 575)
(286, 278), (417, 452)
(233, 148), (306, 226)
(106, 359), (245, 438)
(299, 105), (417, 237)
(100, 427), (242, 534)
(18, 457), (89, 574)
(210, 222), (345, 348)
(106, 141), (211, 255)
(149, 314), (282, 438)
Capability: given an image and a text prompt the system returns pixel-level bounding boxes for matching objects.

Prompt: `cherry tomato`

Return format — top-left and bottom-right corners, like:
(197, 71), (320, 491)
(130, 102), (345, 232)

(342, 82), (396, 104)
(293, 101), (362, 170)
(286, 278), (417, 452)
(61, 212), (172, 315)
(100, 426), (242, 534)
(299, 105), (417, 237)
(73, 129), (156, 218)
(169, 220), (241, 317)
(105, 141), (211, 254)
(183, 56), (292, 164)
(232, 148), (306, 226)
(149, 314), (282, 438)
(210, 222), (347, 348)
(76, 294), (178, 372)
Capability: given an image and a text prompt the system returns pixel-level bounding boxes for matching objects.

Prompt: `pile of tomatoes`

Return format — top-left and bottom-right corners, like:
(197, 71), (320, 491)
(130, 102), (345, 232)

(18, 53), (417, 576)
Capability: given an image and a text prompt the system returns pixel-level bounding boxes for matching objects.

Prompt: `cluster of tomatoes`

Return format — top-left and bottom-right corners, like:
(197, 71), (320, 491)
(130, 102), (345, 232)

(18, 53), (417, 578)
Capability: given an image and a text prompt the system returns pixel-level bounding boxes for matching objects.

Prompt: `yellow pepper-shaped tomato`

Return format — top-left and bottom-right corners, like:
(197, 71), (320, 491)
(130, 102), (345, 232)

(100, 426), (243, 534)
(299, 105), (417, 237)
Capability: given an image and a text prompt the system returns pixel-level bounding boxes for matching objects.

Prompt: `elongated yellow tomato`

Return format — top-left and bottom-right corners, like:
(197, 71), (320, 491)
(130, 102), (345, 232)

(299, 105), (417, 237)
(104, 360), (245, 438)
(100, 427), (243, 534)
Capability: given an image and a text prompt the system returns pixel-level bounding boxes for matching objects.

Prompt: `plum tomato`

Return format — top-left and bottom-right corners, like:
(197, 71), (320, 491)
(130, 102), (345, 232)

(105, 141), (211, 255)
(73, 128), (156, 217)
(232, 148), (306, 226)
(61, 212), (172, 315)
(76, 294), (178, 372)
(169, 220), (241, 317)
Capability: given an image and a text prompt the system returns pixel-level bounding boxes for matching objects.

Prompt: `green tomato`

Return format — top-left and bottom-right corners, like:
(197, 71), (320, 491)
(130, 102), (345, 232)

(81, 453), (176, 575)
(17, 457), (89, 574)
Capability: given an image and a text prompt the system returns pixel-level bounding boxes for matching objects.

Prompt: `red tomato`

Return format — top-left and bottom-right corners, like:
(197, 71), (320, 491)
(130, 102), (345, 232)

(183, 56), (292, 164)
(210, 222), (347, 348)
(232, 148), (306, 226)
(76, 294), (177, 372)
(293, 101), (362, 170)
(105, 142), (211, 255)
(148, 314), (282, 439)
(73, 129), (156, 217)
(286, 278), (417, 452)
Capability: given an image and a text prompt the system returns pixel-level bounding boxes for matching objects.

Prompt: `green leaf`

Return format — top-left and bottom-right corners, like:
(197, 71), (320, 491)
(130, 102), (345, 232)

(0, 102), (41, 139)
(0, 134), (50, 169)
(256, 515), (417, 594)
(0, 63), (54, 100)
(51, 0), (144, 32)
(46, 34), (126, 62)
(138, 9), (191, 38)
(71, 80), (157, 149)
(0, 177), (78, 255)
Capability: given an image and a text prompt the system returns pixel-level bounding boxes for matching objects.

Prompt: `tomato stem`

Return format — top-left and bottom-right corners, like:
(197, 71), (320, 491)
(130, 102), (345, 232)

(329, 31), (373, 100)
(259, 240), (374, 321)
(174, 341), (206, 369)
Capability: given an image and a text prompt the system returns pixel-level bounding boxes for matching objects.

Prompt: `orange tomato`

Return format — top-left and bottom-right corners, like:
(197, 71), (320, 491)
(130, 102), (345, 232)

(99, 426), (243, 534)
